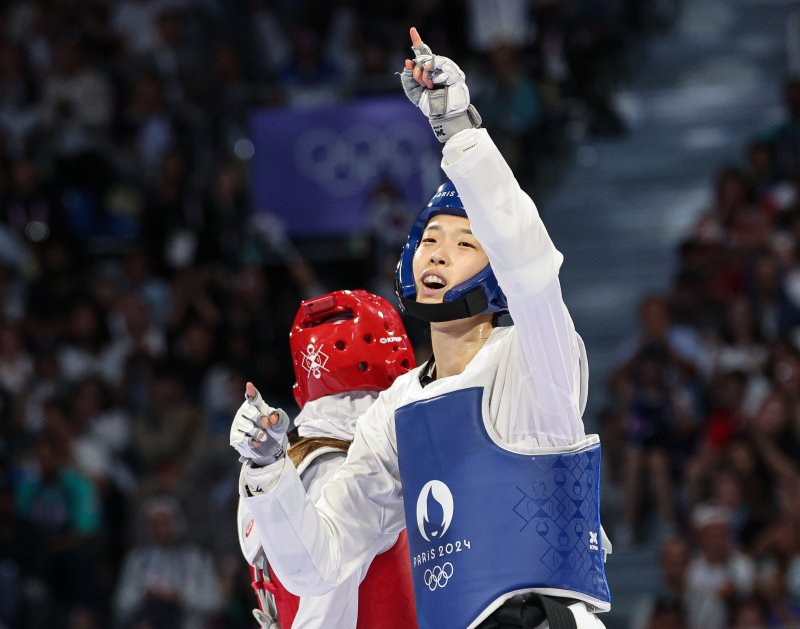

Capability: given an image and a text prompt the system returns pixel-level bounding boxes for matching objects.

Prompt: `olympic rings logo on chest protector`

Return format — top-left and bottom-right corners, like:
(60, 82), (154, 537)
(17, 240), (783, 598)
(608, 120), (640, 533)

(423, 562), (454, 591)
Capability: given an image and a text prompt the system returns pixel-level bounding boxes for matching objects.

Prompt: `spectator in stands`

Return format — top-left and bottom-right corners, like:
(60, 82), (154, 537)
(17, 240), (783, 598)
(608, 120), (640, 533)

(113, 292), (167, 366)
(121, 247), (172, 329)
(613, 294), (705, 384)
(765, 337), (800, 411)
(706, 469), (751, 544)
(747, 251), (789, 339)
(1, 158), (70, 246)
(121, 69), (177, 185)
(700, 370), (748, 452)
(0, 477), (27, 628)
(472, 42), (541, 181)
(619, 342), (695, 544)
(752, 525), (800, 624)
(747, 139), (778, 200)
(631, 537), (691, 629)
(710, 296), (767, 379)
(0, 322), (33, 397)
(614, 295), (701, 544)
(41, 36), (113, 161)
(113, 495), (221, 628)
(69, 375), (135, 492)
(0, 40), (39, 153)
(57, 296), (125, 385)
(685, 505), (756, 629)
(685, 441), (772, 546)
(281, 25), (343, 108)
(110, 0), (162, 57)
(645, 597), (688, 629)
(15, 434), (101, 627)
(767, 78), (800, 180)
(728, 596), (769, 629)
(134, 362), (208, 489)
(749, 391), (800, 496)
(148, 5), (205, 107)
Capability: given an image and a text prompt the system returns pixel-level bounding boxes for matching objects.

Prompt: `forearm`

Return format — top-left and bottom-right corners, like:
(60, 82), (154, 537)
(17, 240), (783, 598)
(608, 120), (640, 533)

(242, 459), (343, 595)
(443, 129), (583, 436)
(240, 414), (405, 596)
(442, 128), (563, 298)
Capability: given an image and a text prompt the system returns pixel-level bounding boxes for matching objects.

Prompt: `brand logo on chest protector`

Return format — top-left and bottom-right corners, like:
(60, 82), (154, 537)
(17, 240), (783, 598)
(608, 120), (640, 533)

(301, 343), (330, 379)
(416, 480), (454, 542)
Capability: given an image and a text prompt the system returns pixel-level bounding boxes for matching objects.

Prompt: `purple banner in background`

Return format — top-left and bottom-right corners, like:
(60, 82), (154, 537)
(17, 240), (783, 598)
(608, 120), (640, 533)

(250, 96), (441, 237)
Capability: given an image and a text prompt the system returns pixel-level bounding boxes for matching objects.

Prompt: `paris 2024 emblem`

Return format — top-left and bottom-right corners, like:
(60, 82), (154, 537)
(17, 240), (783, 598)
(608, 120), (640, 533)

(413, 480), (473, 591)
(416, 480), (453, 542)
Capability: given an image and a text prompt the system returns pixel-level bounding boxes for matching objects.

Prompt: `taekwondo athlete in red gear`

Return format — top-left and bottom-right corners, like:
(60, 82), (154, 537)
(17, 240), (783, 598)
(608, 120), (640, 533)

(235, 290), (418, 628)
(230, 27), (611, 629)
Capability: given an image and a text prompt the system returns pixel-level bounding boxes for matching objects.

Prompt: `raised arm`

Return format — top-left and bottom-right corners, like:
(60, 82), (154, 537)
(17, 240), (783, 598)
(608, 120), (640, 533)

(403, 28), (584, 444)
(449, 130), (584, 443)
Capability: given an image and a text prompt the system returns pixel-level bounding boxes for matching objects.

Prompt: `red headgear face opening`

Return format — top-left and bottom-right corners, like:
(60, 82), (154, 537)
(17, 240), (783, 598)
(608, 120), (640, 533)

(290, 290), (416, 408)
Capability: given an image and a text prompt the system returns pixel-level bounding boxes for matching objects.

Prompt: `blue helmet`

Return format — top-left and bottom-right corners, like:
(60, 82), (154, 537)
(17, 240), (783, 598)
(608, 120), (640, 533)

(395, 181), (508, 322)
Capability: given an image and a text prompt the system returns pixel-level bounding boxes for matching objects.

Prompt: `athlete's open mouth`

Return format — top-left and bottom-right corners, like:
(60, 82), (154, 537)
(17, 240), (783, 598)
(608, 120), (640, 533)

(421, 272), (447, 289)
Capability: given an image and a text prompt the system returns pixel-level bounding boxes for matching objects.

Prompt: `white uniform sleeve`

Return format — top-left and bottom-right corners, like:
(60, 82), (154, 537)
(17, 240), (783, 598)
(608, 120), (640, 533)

(297, 452), (379, 628)
(241, 392), (404, 596)
(442, 128), (585, 445)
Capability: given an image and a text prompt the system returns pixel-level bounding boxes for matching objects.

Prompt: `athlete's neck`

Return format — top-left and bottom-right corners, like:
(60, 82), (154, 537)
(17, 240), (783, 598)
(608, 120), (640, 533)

(429, 314), (494, 379)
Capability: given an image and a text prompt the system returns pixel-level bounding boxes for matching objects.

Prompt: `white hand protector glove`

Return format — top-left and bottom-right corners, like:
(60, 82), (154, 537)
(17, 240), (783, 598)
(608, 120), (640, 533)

(400, 37), (481, 142)
(252, 608), (280, 629)
(230, 385), (290, 467)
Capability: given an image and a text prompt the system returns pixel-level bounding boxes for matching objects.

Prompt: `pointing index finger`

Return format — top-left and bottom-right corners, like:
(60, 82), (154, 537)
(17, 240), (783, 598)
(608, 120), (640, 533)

(410, 26), (422, 47)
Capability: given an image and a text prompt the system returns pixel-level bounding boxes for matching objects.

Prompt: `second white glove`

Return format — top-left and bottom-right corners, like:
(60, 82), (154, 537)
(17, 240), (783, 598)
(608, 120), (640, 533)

(230, 385), (290, 467)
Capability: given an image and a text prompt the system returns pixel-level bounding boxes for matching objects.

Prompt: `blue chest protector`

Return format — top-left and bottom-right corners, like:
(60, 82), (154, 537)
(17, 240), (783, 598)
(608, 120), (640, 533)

(395, 387), (610, 629)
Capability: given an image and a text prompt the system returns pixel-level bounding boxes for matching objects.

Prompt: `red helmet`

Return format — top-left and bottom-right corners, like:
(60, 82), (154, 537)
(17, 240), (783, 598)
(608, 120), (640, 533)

(290, 290), (415, 408)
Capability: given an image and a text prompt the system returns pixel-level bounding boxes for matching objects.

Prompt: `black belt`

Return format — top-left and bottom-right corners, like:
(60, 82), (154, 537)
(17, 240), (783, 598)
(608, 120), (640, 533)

(476, 594), (578, 629)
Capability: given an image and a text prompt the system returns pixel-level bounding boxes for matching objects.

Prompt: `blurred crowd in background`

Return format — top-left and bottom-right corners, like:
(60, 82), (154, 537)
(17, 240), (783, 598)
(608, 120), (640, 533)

(603, 78), (800, 628)
(3, 0), (778, 628)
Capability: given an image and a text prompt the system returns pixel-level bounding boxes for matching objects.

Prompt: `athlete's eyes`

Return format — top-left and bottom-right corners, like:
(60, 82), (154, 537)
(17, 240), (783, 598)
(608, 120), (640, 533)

(421, 237), (437, 244)
(459, 241), (476, 248)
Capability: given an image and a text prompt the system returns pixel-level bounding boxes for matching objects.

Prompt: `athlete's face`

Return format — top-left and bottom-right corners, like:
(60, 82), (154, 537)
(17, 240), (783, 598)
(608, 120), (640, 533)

(412, 214), (489, 303)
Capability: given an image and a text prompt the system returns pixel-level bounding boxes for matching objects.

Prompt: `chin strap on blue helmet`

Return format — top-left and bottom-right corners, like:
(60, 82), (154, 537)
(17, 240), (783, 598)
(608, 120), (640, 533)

(395, 181), (508, 322)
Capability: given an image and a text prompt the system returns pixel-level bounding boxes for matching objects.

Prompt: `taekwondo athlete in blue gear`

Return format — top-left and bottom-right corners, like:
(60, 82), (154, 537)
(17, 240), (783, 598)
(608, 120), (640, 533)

(394, 182), (609, 629)
(229, 26), (610, 629)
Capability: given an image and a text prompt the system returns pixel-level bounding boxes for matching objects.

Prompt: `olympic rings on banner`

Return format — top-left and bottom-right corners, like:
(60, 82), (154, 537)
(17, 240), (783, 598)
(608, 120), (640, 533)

(293, 121), (431, 198)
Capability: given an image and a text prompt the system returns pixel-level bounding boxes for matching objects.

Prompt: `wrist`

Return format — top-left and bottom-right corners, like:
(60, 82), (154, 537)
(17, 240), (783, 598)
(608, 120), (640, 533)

(430, 105), (482, 143)
(240, 457), (285, 497)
